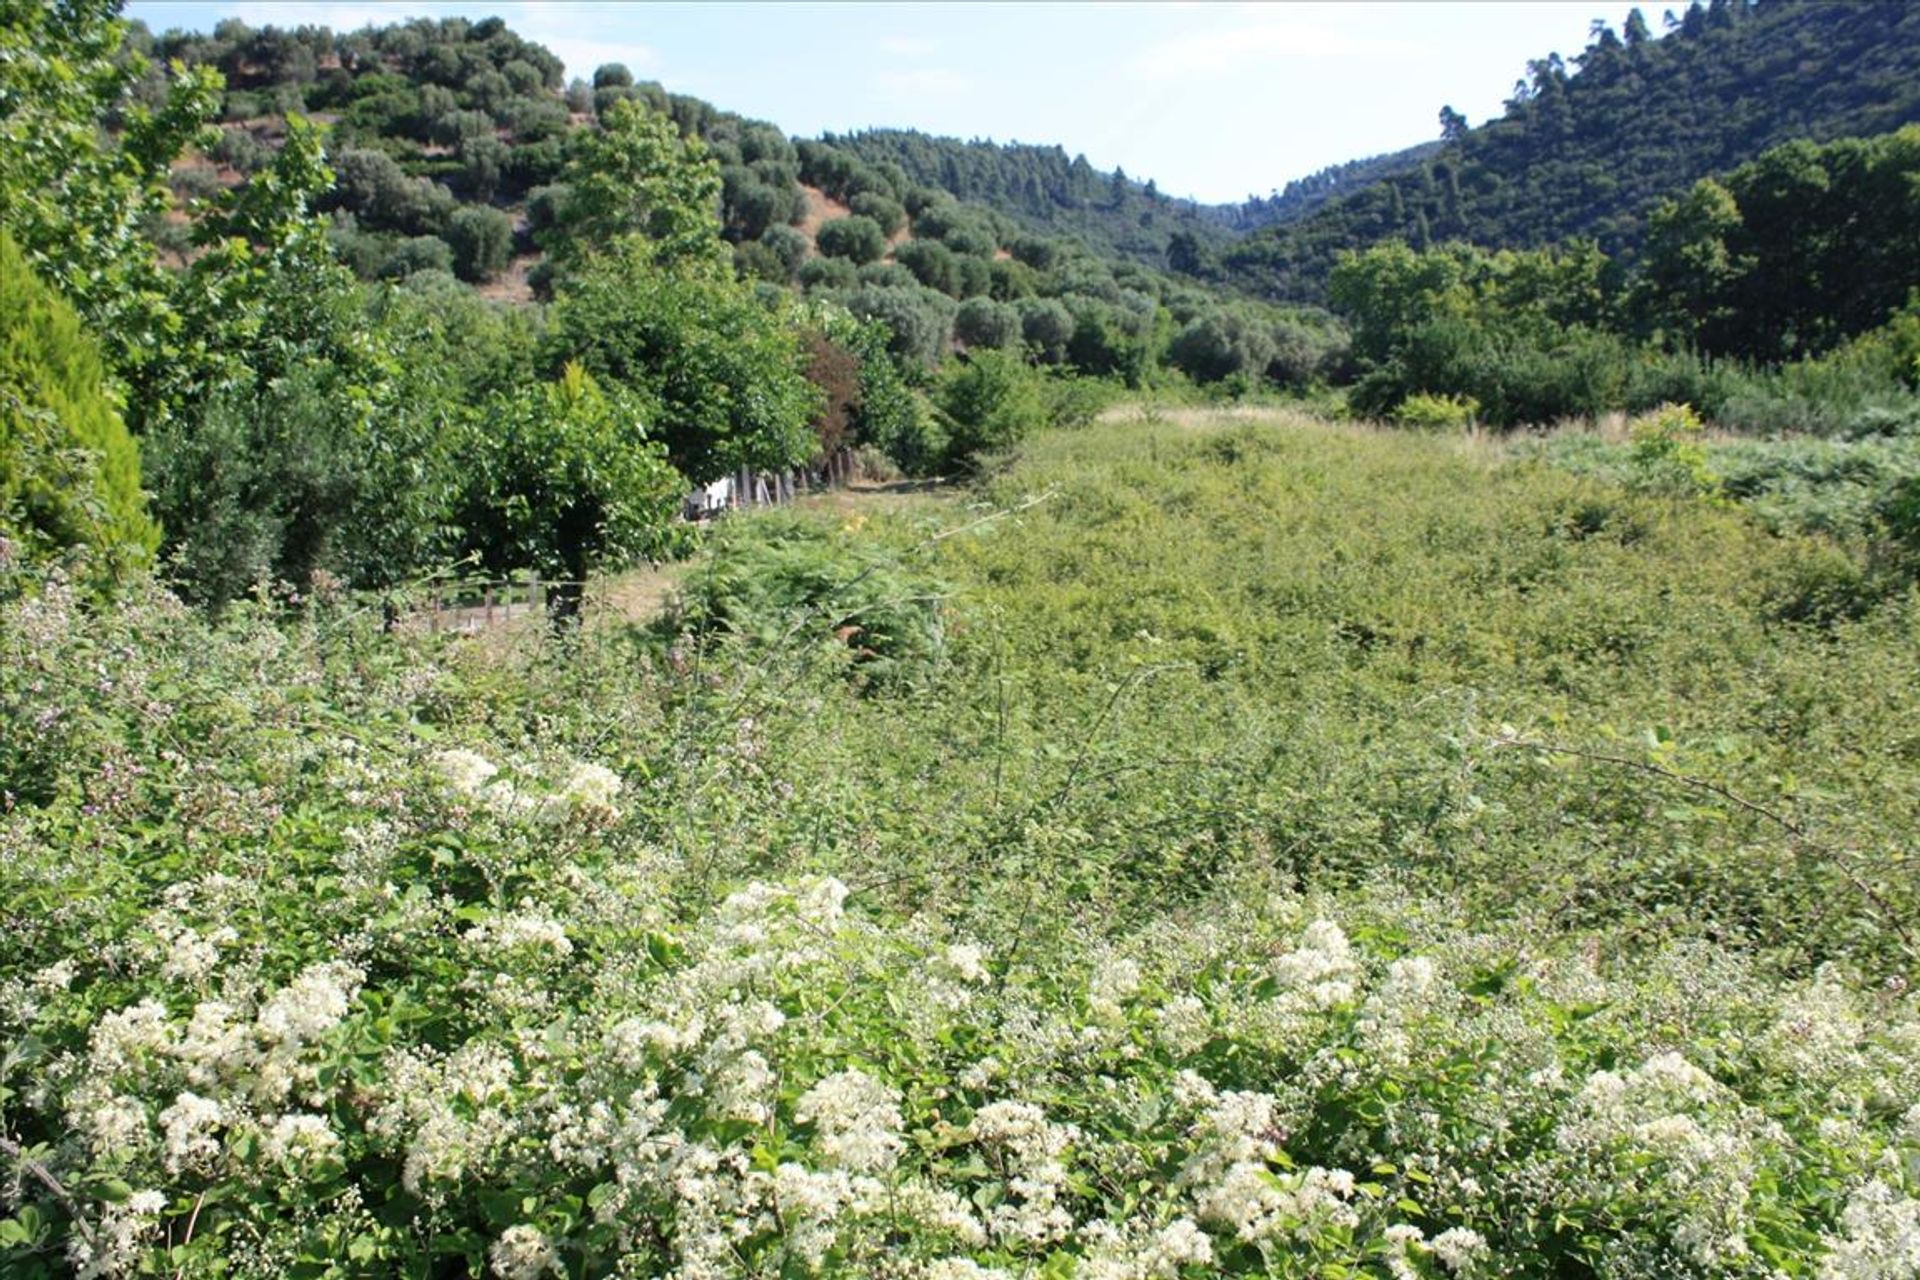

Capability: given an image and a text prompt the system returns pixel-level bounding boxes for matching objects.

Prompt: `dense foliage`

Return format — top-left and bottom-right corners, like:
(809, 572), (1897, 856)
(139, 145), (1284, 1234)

(3, 412), (1916, 1277)
(0, 229), (158, 584)
(1325, 127), (1920, 434)
(1223, 0), (1920, 302)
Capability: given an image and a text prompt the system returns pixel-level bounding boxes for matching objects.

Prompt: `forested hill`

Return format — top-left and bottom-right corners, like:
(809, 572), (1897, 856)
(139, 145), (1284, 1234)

(809, 130), (1236, 268)
(811, 130), (1445, 268)
(1218, 0), (1920, 302)
(1204, 143), (1443, 233)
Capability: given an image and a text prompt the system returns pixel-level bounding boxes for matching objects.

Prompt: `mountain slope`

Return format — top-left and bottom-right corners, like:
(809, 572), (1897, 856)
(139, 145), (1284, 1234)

(1221, 0), (1920, 301)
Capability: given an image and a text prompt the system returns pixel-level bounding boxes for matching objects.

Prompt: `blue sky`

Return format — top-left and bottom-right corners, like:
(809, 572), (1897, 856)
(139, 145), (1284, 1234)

(127, 2), (1639, 204)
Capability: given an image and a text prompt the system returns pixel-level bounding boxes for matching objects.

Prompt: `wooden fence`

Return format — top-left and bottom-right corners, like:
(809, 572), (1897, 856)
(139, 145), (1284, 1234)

(409, 449), (865, 632)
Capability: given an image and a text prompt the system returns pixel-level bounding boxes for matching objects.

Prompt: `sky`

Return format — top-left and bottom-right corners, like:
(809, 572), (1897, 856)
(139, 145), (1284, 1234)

(126, 1), (1641, 204)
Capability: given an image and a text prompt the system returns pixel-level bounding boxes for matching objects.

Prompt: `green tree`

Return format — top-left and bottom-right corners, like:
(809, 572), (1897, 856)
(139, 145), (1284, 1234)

(0, 228), (159, 582)
(544, 239), (821, 481)
(447, 204), (513, 282)
(0, 0), (222, 400)
(1636, 177), (1744, 350)
(937, 348), (1046, 466)
(815, 214), (887, 264)
(458, 362), (681, 621)
(544, 97), (726, 273)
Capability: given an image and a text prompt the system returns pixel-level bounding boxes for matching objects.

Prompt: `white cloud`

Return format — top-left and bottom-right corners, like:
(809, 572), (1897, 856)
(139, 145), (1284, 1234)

(874, 67), (971, 95)
(878, 35), (937, 57)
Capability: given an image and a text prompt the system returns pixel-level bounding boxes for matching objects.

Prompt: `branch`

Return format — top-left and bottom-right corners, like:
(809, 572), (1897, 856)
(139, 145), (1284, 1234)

(1487, 732), (1915, 957)
(0, 1134), (92, 1245)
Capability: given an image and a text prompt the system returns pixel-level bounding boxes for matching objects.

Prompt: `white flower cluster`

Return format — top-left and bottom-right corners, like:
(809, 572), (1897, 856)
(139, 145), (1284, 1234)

(1075, 1215), (1215, 1280)
(261, 1111), (340, 1164)
(1174, 1071), (1357, 1245)
(429, 748), (623, 823)
(1088, 955), (1142, 1021)
(136, 912), (238, 985)
(1556, 1050), (1772, 1269)
(370, 1041), (519, 1196)
(465, 907), (575, 961)
(795, 1069), (904, 1172)
(489, 1223), (562, 1280)
(1819, 1178), (1920, 1280)
(68, 1190), (168, 1280)
(1270, 919), (1359, 1011)
(158, 1089), (224, 1173)
(969, 1100), (1081, 1246)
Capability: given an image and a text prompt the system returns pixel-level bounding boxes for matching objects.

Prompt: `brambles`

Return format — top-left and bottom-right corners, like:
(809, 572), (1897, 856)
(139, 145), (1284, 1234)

(5, 411), (1916, 1277)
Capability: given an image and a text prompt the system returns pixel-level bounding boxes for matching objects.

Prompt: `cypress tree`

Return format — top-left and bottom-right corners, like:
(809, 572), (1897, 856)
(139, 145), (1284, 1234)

(0, 229), (160, 582)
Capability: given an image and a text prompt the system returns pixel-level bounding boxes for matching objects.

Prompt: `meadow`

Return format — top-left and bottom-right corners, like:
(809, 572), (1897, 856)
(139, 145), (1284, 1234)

(2, 410), (1917, 1278)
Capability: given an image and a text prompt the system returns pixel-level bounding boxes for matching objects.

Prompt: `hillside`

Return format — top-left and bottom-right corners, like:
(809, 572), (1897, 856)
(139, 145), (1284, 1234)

(807, 128), (1239, 269)
(1220, 0), (1920, 301)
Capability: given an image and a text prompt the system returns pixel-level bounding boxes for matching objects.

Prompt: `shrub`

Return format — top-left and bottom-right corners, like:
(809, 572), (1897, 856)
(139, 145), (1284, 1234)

(953, 297), (1021, 350)
(759, 224), (809, 275)
(848, 190), (906, 237)
(839, 284), (957, 370)
(0, 230), (159, 583)
(1393, 391), (1479, 430)
(894, 238), (961, 296)
(1016, 297), (1076, 363)
(938, 348), (1047, 466)
(446, 206), (513, 282)
(814, 215), (887, 264)
(1627, 402), (1721, 499)
(668, 513), (947, 689)
(378, 234), (455, 279)
(797, 256), (858, 291)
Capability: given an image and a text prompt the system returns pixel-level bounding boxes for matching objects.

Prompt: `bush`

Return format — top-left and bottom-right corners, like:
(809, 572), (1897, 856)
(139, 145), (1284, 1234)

(378, 235), (455, 279)
(839, 284), (957, 370)
(1392, 392), (1479, 430)
(1626, 403), (1721, 499)
(797, 256), (858, 290)
(0, 230), (159, 583)
(145, 358), (450, 607)
(894, 238), (960, 296)
(1016, 297), (1077, 364)
(848, 191), (907, 237)
(938, 348), (1047, 466)
(668, 513), (947, 690)
(1168, 310), (1276, 384)
(815, 215), (887, 265)
(759, 224), (808, 275)
(954, 297), (1021, 350)
(446, 206), (513, 282)
(856, 261), (917, 289)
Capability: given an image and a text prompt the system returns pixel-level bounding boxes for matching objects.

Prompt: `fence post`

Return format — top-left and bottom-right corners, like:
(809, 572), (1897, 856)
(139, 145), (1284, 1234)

(530, 571), (543, 615)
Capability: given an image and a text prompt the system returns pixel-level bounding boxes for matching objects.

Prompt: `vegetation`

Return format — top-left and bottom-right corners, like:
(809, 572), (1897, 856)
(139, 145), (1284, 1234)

(1222, 0), (1920, 302)
(4, 411), (1917, 1277)
(0, 229), (159, 583)
(5, 2), (1920, 1275)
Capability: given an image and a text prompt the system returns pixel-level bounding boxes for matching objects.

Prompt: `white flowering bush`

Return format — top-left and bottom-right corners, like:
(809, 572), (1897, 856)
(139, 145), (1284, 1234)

(5, 416), (1920, 1277)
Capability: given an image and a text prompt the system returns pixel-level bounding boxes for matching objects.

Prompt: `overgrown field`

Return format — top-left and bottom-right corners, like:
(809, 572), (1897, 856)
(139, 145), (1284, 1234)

(3, 413), (1917, 1278)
